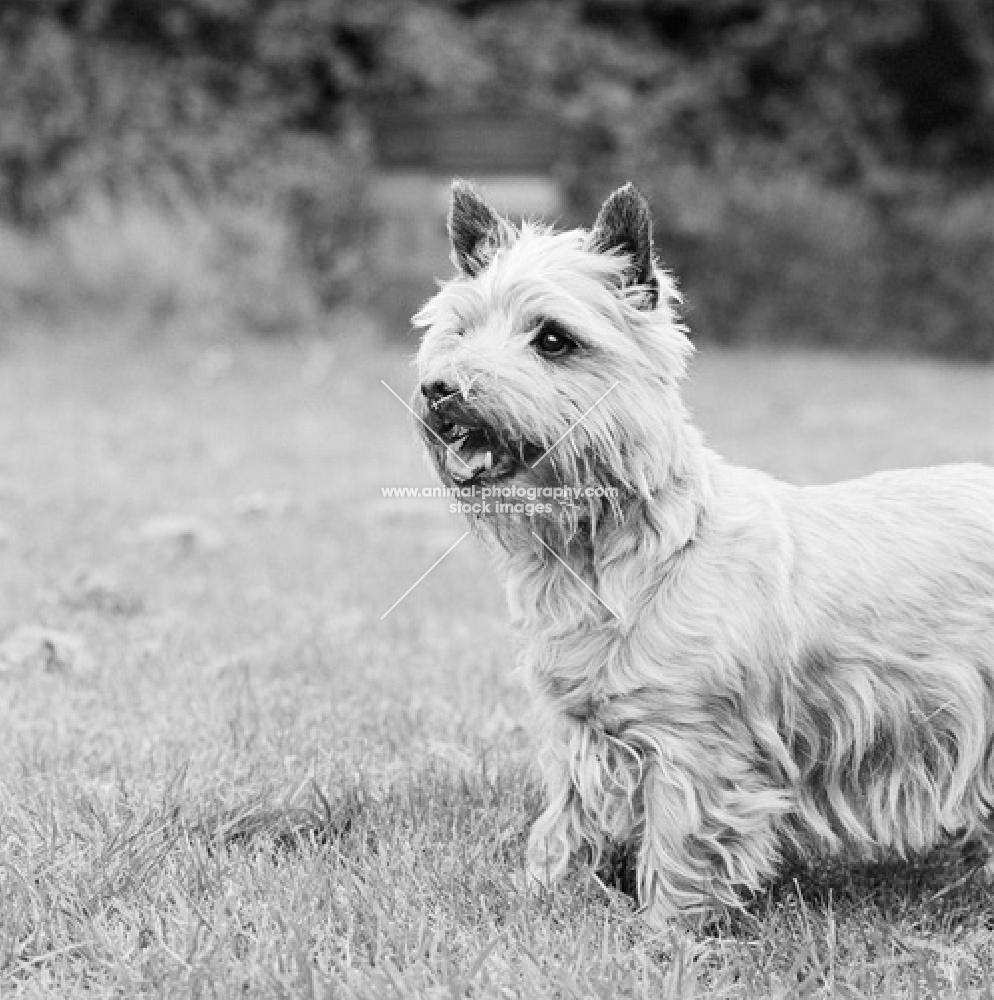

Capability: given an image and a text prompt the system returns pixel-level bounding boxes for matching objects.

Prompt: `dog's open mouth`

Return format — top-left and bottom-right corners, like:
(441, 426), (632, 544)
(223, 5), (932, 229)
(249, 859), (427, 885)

(434, 417), (536, 485)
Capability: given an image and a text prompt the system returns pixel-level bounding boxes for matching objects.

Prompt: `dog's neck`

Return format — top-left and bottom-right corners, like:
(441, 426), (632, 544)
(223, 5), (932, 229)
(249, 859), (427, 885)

(494, 416), (714, 634)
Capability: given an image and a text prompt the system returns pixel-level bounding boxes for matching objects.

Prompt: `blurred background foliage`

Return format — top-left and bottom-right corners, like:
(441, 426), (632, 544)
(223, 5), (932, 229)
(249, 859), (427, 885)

(0, 0), (992, 356)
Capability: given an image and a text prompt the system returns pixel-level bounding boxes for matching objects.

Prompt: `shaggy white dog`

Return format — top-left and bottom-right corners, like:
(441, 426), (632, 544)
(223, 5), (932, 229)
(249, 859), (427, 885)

(412, 180), (994, 926)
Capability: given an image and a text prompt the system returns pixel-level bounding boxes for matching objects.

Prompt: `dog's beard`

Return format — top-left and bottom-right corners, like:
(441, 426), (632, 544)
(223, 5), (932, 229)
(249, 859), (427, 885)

(417, 394), (630, 545)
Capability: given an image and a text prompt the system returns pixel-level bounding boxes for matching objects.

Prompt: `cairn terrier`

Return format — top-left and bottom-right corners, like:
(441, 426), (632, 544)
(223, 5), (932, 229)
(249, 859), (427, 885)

(412, 180), (994, 926)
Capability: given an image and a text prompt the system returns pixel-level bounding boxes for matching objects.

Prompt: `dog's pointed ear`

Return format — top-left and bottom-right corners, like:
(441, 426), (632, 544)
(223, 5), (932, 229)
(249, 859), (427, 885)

(589, 183), (659, 309)
(448, 180), (502, 277)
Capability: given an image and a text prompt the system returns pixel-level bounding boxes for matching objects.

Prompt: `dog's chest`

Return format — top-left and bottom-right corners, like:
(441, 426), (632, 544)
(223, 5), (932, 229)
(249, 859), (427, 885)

(503, 548), (710, 727)
(515, 617), (661, 726)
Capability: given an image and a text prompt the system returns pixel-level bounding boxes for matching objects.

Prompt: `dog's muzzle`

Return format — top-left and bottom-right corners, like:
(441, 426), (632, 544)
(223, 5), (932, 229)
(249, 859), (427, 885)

(419, 380), (533, 486)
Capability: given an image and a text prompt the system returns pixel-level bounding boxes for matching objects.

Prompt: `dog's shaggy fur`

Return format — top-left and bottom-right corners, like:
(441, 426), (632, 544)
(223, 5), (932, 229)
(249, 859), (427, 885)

(412, 180), (994, 926)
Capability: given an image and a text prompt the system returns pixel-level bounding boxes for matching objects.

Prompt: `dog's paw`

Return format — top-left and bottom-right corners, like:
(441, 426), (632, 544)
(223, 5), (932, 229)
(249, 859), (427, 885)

(639, 897), (682, 933)
(639, 895), (724, 939)
(525, 851), (562, 891)
(525, 828), (570, 890)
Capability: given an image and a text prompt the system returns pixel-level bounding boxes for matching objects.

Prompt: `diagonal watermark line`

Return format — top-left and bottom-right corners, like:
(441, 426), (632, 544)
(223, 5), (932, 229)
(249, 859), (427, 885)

(380, 380), (473, 473)
(530, 381), (620, 469)
(380, 531), (470, 620)
(531, 531), (620, 621)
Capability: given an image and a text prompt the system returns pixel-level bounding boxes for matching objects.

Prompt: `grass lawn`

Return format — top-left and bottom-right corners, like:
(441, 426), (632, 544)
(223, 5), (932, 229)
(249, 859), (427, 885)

(1, 313), (992, 997)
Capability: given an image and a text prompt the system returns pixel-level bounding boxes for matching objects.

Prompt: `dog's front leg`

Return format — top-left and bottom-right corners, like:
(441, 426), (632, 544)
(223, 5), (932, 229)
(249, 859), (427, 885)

(525, 809), (573, 889)
(525, 751), (591, 888)
(635, 746), (792, 928)
(525, 721), (641, 889)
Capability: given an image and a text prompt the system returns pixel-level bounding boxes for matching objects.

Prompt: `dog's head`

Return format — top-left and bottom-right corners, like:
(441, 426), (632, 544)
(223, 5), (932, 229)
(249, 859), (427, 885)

(413, 181), (694, 534)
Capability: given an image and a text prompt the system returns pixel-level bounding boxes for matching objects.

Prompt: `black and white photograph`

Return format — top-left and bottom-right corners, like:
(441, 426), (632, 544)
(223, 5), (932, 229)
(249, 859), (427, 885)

(1, 1), (993, 995)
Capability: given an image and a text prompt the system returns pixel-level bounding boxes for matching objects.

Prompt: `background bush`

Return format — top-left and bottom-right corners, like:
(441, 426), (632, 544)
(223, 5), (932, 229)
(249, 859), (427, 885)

(0, 0), (991, 355)
(643, 169), (994, 357)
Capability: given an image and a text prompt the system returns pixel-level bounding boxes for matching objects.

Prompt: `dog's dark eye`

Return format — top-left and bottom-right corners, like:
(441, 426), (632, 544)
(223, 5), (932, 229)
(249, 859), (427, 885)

(532, 320), (576, 358)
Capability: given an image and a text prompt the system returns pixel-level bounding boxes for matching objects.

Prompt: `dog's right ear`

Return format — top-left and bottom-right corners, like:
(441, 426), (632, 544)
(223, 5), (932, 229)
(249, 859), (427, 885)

(448, 180), (502, 277)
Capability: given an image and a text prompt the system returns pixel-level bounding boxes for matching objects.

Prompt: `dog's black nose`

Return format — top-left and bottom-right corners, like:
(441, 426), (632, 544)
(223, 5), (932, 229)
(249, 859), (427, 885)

(421, 380), (456, 409)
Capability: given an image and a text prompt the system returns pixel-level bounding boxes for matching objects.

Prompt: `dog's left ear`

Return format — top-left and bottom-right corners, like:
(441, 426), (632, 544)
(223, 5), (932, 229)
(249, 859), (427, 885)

(448, 179), (503, 277)
(589, 183), (659, 309)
